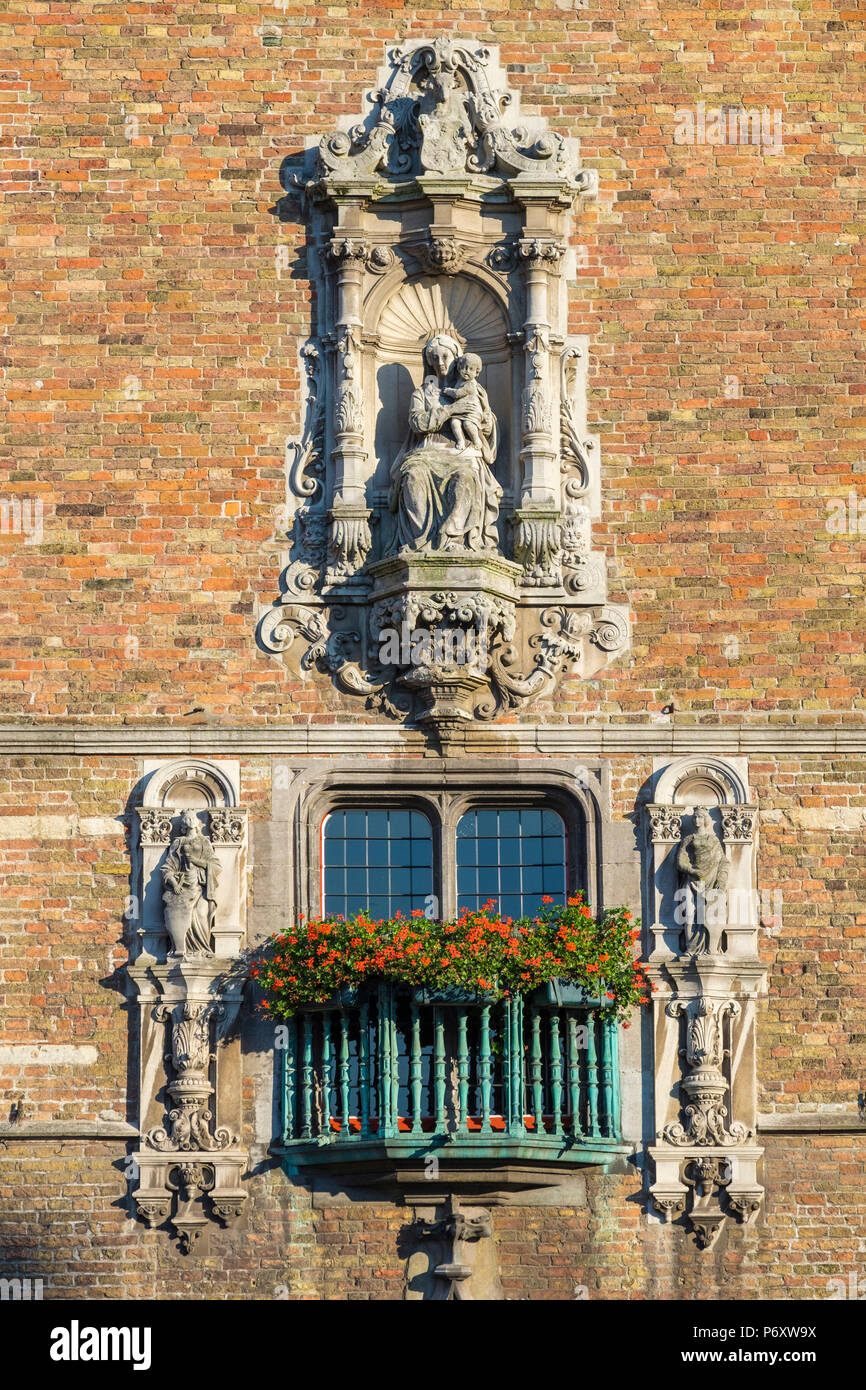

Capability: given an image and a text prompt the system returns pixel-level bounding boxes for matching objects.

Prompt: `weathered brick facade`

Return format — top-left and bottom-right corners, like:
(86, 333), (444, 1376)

(1, 0), (864, 1300)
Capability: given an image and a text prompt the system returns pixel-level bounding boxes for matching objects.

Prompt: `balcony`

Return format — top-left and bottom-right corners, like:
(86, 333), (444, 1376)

(274, 983), (630, 1191)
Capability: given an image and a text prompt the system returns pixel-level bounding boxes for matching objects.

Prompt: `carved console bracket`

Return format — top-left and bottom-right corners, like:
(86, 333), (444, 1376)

(644, 757), (765, 1248)
(257, 39), (630, 747)
(648, 1148), (764, 1251)
(404, 1194), (503, 1300)
(127, 760), (249, 1251)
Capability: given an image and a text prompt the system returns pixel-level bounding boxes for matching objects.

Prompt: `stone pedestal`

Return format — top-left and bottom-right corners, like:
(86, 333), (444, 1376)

(369, 551), (521, 744)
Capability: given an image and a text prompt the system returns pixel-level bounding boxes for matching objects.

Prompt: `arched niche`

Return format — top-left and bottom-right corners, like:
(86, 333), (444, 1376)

(653, 756), (750, 809)
(135, 759), (245, 961)
(367, 271), (514, 500)
(141, 758), (239, 810)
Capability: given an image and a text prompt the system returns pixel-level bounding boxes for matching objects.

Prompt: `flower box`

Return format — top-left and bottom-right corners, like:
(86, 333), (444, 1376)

(299, 983), (370, 1011)
(410, 984), (499, 1007)
(252, 899), (649, 1024)
(531, 978), (600, 1008)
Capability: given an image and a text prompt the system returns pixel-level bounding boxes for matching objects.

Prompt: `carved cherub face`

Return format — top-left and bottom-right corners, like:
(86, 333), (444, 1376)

(456, 353), (482, 381)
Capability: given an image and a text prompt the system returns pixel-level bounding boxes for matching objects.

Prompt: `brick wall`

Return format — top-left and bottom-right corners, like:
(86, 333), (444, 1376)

(1, 754), (864, 1296)
(1, 0), (863, 721)
(0, 0), (863, 1300)
(2, 1137), (864, 1300)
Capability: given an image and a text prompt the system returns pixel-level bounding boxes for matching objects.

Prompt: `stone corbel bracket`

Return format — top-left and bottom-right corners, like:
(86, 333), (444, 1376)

(648, 1149), (764, 1250)
(127, 759), (249, 1250)
(404, 1195), (503, 1300)
(644, 757), (765, 1248)
(128, 960), (249, 1252)
(259, 588), (630, 750)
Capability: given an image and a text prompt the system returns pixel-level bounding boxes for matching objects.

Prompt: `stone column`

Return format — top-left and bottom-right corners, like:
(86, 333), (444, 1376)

(512, 233), (566, 588)
(324, 219), (372, 590)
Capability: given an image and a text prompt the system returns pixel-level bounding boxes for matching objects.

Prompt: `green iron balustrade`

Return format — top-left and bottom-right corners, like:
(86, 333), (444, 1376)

(275, 984), (628, 1171)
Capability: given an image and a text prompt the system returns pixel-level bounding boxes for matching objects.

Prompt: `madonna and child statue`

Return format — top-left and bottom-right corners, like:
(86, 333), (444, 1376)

(389, 334), (502, 554)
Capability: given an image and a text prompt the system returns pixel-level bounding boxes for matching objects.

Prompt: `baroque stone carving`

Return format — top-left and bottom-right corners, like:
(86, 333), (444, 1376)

(662, 998), (749, 1148)
(300, 39), (588, 192)
(134, 994), (245, 1251)
(646, 804), (683, 844)
(144, 1001), (237, 1154)
(722, 805), (757, 843)
(647, 759), (764, 1248)
(326, 505), (372, 585)
(411, 237), (469, 276)
(279, 341), (326, 602)
(137, 808), (175, 846)
(325, 237), (394, 276)
(334, 327), (363, 438)
(488, 606), (592, 711)
(257, 40), (630, 742)
(134, 1197), (170, 1229)
(512, 510), (561, 588)
(590, 607), (630, 653)
(521, 332), (552, 438)
(136, 806), (173, 845)
(406, 1197), (503, 1300)
(389, 334), (500, 554)
(208, 808), (246, 844)
(128, 761), (249, 1251)
(681, 1157), (732, 1249)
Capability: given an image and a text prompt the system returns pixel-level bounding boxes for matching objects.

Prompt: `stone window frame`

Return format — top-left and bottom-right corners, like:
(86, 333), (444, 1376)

(291, 761), (603, 924)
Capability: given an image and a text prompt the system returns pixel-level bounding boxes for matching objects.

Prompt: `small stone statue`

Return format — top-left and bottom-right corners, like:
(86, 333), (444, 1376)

(389, 334), (501, 554)
(161, 810), (220, 955)
(677, 807), (729, 954)
(442, 353), (490, 453)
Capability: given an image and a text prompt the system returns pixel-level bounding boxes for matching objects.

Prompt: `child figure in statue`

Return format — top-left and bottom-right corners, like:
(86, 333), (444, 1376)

(442, 352), (490, 453)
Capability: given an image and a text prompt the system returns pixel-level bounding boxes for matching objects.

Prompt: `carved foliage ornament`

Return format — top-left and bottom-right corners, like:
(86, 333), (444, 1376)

(300, 39), (589, 194)
(144, 1001), (239, 1155)
(661, 999), (750, 1148)
(646, 804), (684, 844)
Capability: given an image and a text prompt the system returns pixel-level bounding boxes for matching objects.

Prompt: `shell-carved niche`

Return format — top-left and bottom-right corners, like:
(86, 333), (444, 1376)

(134, 758), (247, 963)
(258, 39), (630, 745)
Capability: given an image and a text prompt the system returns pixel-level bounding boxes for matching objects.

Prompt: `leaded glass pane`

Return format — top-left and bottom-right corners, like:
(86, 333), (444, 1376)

(455, 807), (567, 920)
(322, 808), (434, 918)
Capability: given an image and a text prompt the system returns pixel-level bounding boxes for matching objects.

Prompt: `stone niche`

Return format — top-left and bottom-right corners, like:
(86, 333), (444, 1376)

(126, 760), (248, 1252)
(644, 757), (765, 1249)
(258, 39), (630, 748)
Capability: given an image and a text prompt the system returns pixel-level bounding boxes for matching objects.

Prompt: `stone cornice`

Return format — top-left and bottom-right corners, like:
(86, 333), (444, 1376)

(0, 723), (865, 757)
(757, 1112), (866, 1134)
(0, 1121), (139, 1139)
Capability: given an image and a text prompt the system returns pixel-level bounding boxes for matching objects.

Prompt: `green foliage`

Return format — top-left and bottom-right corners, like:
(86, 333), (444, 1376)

(251, 893), (652, 1024)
